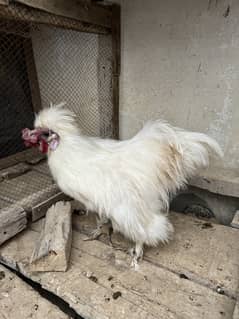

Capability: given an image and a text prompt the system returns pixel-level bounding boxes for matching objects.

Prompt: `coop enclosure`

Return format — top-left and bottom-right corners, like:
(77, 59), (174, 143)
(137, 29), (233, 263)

(0, 0), (120, 244)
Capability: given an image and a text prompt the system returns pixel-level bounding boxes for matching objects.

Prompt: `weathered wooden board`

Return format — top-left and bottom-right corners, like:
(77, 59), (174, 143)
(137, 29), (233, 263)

(32, 191), (70, 222)
(73, 212), (239, 299)
(0, 163), (30, 180)
(0, 264), (69, 319)
(0, 205), (27, 245)
(30, 201), (72, 271)
(0, 149), (42, 170)
(0, 213), (237, 319)
(231, 211), (239, 229)
(31, 161), (51, 176)
(25, 153), (45, 165)
(111, 3), (120, 139)
(189, 167), (239, 197)
(14, 0), (112, 28)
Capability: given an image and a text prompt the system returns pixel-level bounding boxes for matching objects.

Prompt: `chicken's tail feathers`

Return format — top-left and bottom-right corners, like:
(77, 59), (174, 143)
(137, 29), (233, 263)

(176, 130), (223, 179)
(135, 119), (223, 182)
(185, 132), (223, 158)
(134, 119), (223, 160)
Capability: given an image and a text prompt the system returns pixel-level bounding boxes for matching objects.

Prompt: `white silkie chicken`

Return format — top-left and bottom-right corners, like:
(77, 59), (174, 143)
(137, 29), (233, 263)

(22, 103), (223, 266)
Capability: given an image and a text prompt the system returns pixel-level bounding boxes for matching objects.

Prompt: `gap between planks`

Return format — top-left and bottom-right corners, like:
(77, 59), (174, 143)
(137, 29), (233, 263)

(29, 216), (237, 319)
(72, 212), (239, 301)
(0, 212), (238, 319)
(0, 262), (83, 319)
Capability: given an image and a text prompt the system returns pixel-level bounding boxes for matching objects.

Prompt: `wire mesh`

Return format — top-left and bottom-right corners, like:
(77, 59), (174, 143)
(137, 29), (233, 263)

(0, 3), (115, 217)
(0, 18), (114, 159)
(31, 24), (113, 137)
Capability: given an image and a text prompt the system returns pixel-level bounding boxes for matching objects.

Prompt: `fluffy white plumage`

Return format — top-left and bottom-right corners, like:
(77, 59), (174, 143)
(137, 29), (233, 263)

(34, 103), (223, 264)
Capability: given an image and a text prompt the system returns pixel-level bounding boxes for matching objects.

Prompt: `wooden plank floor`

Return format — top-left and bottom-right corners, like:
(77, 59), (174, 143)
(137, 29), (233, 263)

(0, 264), (69, 319)
(0, 211), (238, 319)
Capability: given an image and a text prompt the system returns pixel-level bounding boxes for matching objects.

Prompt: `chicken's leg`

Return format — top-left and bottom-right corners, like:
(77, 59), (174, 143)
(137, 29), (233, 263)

(129, 242), (144, 269)
(84, 215), (110, 241)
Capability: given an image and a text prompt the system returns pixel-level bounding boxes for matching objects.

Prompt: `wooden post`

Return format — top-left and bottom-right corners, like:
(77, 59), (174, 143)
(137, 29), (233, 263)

(111, 4), (120, 139)
(23, 39), (42, 113)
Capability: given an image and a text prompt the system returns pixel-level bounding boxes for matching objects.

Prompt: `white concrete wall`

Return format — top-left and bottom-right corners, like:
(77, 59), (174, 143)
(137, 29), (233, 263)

(118, 0), (239, 170)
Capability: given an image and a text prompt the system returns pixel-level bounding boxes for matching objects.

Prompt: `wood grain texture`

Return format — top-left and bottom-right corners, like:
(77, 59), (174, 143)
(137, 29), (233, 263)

(111, 4), (120, 139)
(30, 201), (72, 271)
(189, 167), (239, 198)
(0, 264), (69, 319)
(32, 191), (71, 222)
(14, 0), (112, 28)
(73, 211), (239, 299)
(0, 212), (237, 319)
(0, 163), (30, 180)
(0, 149), (42, 170)
(0, 205), (27, 245)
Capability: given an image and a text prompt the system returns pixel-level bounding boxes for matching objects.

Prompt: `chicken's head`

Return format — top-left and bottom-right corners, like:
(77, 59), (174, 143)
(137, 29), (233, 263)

(22, 127), (59, 154)
(22, 102), (79, 154)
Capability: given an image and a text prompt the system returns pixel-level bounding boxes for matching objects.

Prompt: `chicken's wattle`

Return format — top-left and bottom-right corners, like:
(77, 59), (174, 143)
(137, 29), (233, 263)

(38, 139), (49, 153)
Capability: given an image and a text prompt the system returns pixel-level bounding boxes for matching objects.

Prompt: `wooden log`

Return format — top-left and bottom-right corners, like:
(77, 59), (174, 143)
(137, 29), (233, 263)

(0, 205), (27, 245)
(30, 201), (72, 272)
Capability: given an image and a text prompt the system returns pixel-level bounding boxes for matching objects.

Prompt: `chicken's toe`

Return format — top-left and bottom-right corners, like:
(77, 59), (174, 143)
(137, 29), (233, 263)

(83, 228), (103, 241)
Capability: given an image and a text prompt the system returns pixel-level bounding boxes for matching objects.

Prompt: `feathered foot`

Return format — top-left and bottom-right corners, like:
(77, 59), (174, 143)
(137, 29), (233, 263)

(129, 242), (144, 270)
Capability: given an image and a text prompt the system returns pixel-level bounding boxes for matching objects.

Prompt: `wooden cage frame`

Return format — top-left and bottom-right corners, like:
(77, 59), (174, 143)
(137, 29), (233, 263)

(0, 0), (120, 168)
(0, 0), (120, 244)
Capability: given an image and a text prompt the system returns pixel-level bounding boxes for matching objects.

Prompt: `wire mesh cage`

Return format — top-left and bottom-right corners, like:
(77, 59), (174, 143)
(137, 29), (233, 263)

(0, 3), (117, 159)
(31, 24), (113, 137)
(0, 1), (120, 232)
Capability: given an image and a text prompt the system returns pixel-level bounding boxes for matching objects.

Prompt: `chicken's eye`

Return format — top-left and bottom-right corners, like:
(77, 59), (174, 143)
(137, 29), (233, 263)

(40, 131), (50, 140)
